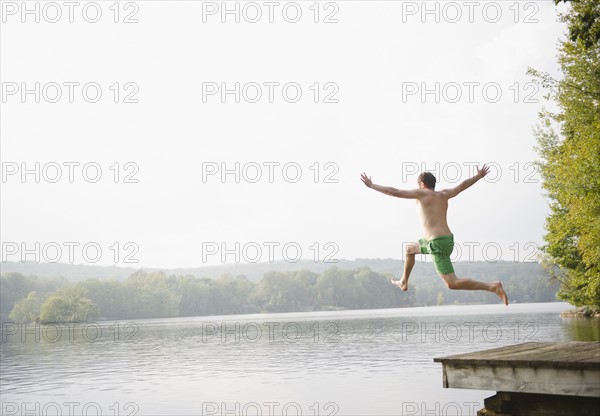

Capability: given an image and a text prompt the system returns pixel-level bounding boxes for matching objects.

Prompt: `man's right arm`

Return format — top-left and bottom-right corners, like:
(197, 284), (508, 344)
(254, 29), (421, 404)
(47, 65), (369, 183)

(442, 164), (490, 199)
(369, 183), (423, 199)
(361, 172), (422, 199)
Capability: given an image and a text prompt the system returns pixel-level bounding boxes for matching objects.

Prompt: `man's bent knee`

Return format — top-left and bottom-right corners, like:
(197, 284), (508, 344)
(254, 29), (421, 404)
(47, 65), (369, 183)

(440, 273), (457, 290)
(405, 243), (420, 255)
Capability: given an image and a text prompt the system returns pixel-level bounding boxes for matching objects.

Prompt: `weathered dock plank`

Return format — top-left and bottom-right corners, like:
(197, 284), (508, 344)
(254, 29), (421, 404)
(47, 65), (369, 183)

(434, 342), (600, 415)
(435, 342), (600, 370)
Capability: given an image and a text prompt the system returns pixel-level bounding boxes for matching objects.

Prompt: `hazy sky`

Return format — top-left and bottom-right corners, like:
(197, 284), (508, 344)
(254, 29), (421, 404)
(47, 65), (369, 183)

(1, 1), (568, 268)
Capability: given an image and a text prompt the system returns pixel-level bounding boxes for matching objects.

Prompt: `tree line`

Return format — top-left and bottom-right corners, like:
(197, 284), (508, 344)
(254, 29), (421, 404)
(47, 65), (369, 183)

(531, 0), (599, 308)
(1, 264), (559, 323)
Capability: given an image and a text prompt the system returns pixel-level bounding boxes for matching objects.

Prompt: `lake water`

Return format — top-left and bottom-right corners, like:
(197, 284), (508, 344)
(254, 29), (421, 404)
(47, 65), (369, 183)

(1, 302), (598, 415)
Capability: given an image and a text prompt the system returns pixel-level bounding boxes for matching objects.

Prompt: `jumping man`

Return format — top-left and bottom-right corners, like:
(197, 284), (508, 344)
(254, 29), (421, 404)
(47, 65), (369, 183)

(360, 165), (509, 305)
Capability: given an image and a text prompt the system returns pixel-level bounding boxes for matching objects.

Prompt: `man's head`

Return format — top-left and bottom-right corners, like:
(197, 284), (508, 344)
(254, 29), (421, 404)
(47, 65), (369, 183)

(418, 172), (436, 190)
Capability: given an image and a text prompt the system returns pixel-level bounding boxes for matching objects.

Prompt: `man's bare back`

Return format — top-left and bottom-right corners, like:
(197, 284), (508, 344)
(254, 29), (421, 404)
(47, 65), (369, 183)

(414, 189), (451, 240)
(360, 165), (509, 306)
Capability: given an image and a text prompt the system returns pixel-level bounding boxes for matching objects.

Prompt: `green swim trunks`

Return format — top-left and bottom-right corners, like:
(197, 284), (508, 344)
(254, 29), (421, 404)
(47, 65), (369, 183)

(418, 234), (455, 275)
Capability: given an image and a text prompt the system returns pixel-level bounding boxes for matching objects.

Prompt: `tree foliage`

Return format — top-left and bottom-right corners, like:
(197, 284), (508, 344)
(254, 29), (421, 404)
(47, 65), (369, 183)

(39, 286), (97, 323)
(532, 0), (600, 307)
(9, 292), (42, 323)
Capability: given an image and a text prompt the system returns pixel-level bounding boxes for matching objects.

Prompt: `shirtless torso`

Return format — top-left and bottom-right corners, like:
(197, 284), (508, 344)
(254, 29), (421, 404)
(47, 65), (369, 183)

(415, 189), (452, 240)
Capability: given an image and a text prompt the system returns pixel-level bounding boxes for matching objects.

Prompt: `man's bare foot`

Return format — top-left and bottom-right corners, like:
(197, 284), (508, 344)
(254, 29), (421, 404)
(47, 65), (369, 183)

(492, 281), (509, 306)
(391, 278), (408, 291)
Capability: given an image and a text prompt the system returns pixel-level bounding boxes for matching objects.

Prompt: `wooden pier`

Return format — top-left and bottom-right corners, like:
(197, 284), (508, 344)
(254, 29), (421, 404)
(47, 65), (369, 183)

(434, 342), (600, 416)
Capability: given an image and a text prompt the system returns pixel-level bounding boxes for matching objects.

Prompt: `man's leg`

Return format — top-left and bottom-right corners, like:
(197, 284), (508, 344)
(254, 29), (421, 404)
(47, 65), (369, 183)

(439, 272), (509, 305)
(391, 242), (420, 291)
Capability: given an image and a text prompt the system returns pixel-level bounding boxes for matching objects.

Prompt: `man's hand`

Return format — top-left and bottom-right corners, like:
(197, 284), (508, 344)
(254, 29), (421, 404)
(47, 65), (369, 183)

(476, 164), (490, 179)
(360, 172), (373, 188)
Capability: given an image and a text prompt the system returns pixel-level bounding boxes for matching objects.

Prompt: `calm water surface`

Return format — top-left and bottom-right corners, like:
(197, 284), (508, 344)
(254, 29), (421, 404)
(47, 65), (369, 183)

(1, 302), (598, 415)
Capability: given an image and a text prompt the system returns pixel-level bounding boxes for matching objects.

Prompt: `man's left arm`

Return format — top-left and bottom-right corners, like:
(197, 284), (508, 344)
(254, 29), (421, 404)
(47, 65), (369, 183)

(442, 164), (490, 199)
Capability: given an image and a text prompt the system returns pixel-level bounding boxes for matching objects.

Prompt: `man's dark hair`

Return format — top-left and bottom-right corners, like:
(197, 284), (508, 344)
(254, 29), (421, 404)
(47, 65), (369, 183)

(418, 172), (436, 190)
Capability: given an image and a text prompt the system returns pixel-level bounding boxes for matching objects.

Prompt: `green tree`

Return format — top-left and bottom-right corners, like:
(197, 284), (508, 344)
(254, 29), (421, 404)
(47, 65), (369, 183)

(352, 268), (398, 309)
(9, 291), (43, 322)
(530, 0), (600, 307)
(39, 286), (97, 323)
(314, 267), (354, 309)
(178, 276), (212, 316)
(0, 273), (33, 318)
(79, 279), (128, 319)
(124, 271), (180, 318)
(213, 274), (257, 314)
(252, 271), (313, 312)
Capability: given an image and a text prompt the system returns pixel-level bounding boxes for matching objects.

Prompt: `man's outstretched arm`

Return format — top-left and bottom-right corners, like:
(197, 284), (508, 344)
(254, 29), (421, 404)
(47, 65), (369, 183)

(360, 172), (422, 199)
(442, 164), (490, 199)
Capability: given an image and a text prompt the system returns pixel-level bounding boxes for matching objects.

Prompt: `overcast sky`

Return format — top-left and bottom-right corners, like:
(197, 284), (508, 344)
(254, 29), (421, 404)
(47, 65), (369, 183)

(1, 1), (568, 269)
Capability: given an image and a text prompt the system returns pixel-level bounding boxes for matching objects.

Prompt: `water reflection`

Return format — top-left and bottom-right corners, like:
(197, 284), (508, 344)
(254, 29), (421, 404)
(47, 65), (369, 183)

(562, 317), (600, 341)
